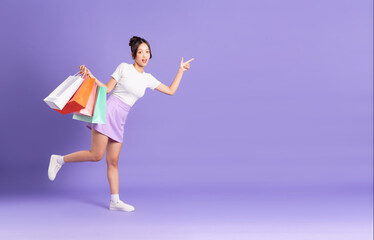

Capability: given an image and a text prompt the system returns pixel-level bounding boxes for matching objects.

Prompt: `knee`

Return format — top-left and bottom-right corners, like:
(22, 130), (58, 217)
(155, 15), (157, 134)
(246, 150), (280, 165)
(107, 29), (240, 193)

(91, 152), (104, 162)
(106, 156), (119, 167)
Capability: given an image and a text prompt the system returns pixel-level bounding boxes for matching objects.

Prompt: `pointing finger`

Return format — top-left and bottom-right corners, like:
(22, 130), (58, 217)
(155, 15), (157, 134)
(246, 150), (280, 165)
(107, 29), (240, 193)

(185, 58), (195, 63)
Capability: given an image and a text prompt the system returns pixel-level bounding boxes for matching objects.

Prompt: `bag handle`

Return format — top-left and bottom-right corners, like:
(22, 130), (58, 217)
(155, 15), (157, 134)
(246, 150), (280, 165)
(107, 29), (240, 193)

(78, 70), (89, 79)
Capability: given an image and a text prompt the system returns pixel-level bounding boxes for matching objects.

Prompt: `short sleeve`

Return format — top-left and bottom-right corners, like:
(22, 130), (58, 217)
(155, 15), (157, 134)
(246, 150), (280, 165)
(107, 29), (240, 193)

(147, 73), (161, 91)
(111, 63), (125, 82)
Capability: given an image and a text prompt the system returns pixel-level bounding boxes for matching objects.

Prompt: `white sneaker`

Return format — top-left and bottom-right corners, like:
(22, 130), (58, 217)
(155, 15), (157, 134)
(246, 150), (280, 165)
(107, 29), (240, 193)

(48, 154), (62, 181)
(109, 200), (135, 212)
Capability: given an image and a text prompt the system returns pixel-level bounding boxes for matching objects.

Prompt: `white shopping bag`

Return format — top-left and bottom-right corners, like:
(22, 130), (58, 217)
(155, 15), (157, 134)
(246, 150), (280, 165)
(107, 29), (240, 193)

(43, 72), (86, 110)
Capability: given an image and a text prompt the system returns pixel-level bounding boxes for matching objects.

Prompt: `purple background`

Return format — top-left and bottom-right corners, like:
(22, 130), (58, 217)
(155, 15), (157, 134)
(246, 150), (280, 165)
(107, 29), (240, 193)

(0, 0), (372, 239)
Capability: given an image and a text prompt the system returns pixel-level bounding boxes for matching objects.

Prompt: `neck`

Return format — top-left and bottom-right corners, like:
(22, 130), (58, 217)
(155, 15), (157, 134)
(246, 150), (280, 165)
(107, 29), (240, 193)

(133, 62), (144, 74)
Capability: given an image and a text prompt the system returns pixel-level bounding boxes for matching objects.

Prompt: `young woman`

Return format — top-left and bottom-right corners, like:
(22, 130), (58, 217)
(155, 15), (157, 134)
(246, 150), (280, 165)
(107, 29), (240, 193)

(48, 36), (194, 212)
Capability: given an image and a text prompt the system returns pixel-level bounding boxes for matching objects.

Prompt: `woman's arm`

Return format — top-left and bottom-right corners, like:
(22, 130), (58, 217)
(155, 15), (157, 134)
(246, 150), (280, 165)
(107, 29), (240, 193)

(93, 76), (117, 94)
(155, 69), (183, 95)
(155, 57), (194, 96)
(79, 65), (117, 94)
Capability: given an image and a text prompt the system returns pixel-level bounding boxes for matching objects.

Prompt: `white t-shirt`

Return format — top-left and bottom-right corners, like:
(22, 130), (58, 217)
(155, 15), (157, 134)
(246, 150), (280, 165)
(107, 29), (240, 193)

(111, 62), (161, 106)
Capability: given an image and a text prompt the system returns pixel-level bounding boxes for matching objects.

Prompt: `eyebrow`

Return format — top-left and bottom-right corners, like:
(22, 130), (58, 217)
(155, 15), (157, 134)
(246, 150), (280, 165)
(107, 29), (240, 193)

(138, 49), (149, 51)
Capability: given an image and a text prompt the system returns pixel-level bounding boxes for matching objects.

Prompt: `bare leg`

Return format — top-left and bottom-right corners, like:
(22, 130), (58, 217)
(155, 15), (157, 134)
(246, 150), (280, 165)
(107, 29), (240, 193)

(63, 129), (109, 163)
(106, 139), (122, 194)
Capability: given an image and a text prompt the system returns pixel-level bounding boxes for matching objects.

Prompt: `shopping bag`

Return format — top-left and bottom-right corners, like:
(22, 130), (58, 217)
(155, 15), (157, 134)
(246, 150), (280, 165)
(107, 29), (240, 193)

(72, 83), (98, 117)
(54, 74), (96, 115)
(72, 86), (107, 124)
(43, 72), (86, 110)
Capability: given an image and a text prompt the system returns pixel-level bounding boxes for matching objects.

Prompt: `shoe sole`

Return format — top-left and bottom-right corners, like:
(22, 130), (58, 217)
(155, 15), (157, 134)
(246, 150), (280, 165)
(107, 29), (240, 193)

(48, 155), (58, 181)
(109, 206), (135, 212)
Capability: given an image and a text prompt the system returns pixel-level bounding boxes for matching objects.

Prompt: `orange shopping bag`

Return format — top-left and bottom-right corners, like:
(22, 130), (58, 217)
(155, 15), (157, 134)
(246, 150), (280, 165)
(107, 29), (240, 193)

(54, 74), (96, 115)
(72, 83), (98, 116)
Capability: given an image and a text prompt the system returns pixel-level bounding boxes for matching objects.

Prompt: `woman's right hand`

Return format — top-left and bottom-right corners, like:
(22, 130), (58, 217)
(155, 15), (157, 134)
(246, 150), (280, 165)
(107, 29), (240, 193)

(79, 65), (95, 79)
(79, 65), (89, 74)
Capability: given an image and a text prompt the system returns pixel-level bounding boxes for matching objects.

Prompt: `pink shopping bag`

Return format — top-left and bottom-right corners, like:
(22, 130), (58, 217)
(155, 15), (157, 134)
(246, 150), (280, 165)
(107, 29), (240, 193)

(73, 83), (98, 116)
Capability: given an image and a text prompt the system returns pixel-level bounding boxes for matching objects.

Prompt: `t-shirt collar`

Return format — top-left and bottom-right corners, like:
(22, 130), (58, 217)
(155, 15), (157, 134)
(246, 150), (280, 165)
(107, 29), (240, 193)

(132, 64), (145, 75)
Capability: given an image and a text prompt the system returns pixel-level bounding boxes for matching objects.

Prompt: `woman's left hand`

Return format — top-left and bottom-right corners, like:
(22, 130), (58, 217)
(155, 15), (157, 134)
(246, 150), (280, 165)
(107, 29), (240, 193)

(179, 57), (194, 72)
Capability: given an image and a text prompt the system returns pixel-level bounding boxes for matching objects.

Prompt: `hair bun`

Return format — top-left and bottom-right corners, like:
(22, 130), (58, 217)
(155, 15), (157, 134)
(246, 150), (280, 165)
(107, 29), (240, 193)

(129, 36), (141, 47)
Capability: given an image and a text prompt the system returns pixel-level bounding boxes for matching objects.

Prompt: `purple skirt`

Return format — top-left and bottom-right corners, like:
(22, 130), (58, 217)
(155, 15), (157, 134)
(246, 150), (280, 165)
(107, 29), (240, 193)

(87, 94), (131, 143)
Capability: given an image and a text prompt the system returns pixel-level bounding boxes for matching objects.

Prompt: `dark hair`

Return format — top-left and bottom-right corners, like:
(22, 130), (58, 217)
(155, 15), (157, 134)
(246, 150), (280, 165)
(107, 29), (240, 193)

(129, 36), (152, 60)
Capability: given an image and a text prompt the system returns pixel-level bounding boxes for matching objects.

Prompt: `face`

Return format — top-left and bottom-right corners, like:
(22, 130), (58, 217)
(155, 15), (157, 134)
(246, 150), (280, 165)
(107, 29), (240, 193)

(134, 43), (150, 67)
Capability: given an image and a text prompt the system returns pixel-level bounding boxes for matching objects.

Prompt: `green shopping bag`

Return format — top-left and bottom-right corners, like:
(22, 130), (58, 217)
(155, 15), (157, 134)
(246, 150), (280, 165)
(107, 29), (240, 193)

(73, 86), (107, 124)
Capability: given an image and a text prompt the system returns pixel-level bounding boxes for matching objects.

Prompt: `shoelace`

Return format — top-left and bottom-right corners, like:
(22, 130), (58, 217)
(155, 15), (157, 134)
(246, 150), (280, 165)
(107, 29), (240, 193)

(54, 164), (61, 173)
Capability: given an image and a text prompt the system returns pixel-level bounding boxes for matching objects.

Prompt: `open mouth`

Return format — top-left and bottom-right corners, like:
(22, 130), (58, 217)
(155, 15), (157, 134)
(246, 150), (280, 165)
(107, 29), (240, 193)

(142, 59), (147, 63)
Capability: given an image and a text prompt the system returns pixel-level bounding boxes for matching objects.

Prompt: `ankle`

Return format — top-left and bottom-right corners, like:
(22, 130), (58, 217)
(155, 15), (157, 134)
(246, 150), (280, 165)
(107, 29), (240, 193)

(57, 155), (65, 165)
(111, 194), (120, 203)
